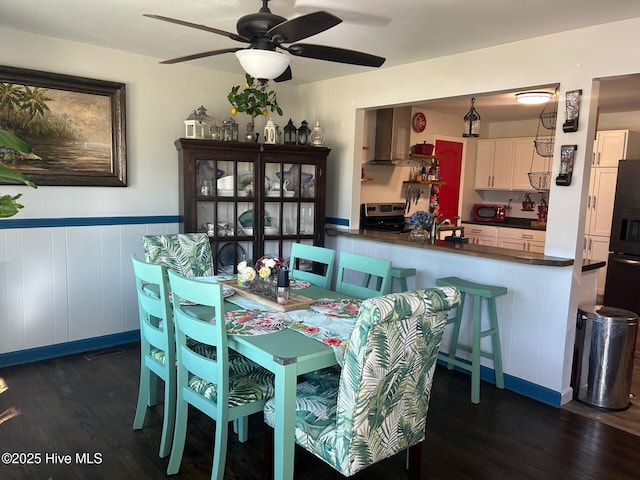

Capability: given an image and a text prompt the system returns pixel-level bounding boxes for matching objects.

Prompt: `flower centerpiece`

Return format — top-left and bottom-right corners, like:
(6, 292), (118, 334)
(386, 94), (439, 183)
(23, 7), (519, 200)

(237, 260), (257, 289)
(409, 210), (434, 239)
(250, 255), (287, 300)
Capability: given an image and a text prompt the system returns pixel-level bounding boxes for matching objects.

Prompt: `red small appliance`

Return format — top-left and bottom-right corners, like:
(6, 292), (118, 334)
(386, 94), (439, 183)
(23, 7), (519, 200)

(472, 204), (507, 222)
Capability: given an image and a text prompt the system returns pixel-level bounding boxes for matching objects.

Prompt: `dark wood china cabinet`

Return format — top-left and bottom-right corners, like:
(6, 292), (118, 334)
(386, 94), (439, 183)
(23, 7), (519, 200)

(175, 138), (329, 274)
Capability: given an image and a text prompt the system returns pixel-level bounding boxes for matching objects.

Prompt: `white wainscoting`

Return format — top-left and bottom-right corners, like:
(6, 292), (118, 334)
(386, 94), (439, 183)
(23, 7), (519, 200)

(0, 221), (179, 355)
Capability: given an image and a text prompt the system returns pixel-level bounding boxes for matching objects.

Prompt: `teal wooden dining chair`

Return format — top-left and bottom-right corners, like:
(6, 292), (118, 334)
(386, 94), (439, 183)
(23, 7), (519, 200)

(131, 254), (176, 458)
(264, 287), (462, 479)
(142, 233), (214, 278)
(335, 252), (392, 299)
(289, 243), (336, 289)
(166, 269), (275, 480)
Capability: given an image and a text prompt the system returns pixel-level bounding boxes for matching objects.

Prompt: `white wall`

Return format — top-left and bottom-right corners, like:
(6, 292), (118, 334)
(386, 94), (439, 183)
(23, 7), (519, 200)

(0, 28), (300, 218)
(0, 27), (297, 355)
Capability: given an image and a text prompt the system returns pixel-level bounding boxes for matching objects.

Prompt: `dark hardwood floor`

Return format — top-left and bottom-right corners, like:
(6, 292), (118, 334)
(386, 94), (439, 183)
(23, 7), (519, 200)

(0, 342), (638, 480)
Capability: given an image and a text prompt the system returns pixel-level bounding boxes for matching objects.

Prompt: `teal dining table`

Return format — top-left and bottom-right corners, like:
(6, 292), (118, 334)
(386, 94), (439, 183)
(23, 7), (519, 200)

(223, 282), (351, 480)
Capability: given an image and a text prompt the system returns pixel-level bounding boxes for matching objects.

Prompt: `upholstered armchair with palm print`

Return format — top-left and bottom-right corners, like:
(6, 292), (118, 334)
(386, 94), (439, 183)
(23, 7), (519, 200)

(142, 233), (214, 278)
(263, 287), (461, 478)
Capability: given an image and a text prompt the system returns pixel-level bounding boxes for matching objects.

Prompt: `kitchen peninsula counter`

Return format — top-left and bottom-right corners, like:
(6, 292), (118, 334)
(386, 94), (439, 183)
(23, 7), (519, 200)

(326, 228), (573, 267)
(325, 227), (598, 408)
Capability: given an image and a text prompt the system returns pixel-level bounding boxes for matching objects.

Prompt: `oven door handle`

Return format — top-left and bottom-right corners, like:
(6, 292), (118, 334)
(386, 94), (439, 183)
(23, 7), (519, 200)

(610, 256), (640, 267)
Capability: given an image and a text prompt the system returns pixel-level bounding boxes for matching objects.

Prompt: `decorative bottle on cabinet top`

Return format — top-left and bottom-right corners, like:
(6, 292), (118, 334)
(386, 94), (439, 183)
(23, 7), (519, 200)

(309, 121), (326, 146)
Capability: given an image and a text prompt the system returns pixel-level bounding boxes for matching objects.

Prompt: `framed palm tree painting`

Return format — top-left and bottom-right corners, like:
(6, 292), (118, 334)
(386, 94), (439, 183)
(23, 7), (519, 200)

(0, 65), (126, 186)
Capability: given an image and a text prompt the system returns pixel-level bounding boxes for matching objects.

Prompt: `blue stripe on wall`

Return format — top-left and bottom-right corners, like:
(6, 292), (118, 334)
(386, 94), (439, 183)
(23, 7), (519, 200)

(326, 217), (349, 226)
(0, 215), (181, 229)
(0, 330), (141, 368)
(437, 358), (562, 407)
(0, 215), (348, 229)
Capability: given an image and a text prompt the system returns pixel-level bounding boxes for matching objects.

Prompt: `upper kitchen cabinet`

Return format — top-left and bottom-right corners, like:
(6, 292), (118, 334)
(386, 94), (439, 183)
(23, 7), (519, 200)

(475, 136), (551, 191)
(513, 137), (550, 191)
(592, 130), (640, 167)
(474, 139), (514, 189)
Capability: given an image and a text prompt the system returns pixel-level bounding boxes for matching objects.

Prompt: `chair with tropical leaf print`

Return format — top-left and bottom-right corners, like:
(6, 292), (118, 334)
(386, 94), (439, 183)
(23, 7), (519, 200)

(142, 233), (214, 278)
(166, 269), (275, 480)
(263, 287), (462, 479)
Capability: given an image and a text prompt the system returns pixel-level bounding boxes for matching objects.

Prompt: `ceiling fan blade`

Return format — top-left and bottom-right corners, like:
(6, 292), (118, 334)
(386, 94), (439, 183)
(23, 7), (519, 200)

(273, 66), (293, 83)
(287, 43), (385, 67)
(159, 47), (242, 65)
(143, 14), (250, 43)
(268, 11), (341, 43)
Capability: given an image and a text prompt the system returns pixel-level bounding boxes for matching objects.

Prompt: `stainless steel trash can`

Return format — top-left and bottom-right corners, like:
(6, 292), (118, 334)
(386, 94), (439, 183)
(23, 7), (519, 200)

(573, 305), (638, 410)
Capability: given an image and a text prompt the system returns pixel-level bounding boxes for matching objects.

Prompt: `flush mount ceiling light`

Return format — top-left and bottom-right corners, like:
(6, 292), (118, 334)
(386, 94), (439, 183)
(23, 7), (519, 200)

(235, 49), (291, 80)
(516, 92), (553, 105)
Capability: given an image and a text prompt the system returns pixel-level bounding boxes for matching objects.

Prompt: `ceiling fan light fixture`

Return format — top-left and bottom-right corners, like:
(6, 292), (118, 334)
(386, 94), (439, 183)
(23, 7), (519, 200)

(235, 49), (290, 80)
(516, 92), (553, 105)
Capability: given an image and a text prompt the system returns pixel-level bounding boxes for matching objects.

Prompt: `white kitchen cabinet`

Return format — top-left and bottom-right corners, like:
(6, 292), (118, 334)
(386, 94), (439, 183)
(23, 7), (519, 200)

(584, 131), (640, 295)
(585, 167), (618, 237)
(584, 234), (610, 296)
(475, 139), (514, 189)
(513, 137), (551, 191)
(592, 130), (640, 167)
(464, 224), (498, 246)
(497, 228), (546, 252)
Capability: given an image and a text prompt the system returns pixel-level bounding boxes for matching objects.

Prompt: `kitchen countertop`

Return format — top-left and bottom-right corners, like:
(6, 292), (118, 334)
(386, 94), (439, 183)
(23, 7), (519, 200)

(582, 259), (606, 272)
(326, 228), (573, 267)
(463, 217), (546, 231)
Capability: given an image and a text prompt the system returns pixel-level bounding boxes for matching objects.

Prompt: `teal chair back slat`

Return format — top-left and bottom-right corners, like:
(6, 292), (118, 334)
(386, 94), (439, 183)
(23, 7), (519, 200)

(335, 252), (392, 299)
(168, 269), (227, 391)
(289, 243), (336, 289)
(131, 254), (176, 458)
(142, 233), (214, 278)
(166, 269), (274, 479)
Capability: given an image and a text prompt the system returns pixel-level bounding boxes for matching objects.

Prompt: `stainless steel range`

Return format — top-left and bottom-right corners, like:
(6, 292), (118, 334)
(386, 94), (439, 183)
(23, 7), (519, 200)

(359, 203), (407, 232)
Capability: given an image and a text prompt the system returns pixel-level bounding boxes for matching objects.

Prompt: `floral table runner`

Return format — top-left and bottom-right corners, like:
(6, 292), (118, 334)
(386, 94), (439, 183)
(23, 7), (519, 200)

(286, 298), (363, 366)
(224, 309), (291, 336)
(219, 278), (362, 365)
(289, 277), (311, 289)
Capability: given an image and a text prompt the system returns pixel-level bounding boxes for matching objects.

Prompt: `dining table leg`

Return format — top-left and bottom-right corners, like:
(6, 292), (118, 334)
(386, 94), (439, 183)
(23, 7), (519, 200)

(273, 360), (298, 480)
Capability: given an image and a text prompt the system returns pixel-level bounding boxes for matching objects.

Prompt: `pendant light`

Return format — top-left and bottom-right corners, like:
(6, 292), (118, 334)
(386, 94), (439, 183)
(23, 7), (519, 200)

(463, 97), (480, 137)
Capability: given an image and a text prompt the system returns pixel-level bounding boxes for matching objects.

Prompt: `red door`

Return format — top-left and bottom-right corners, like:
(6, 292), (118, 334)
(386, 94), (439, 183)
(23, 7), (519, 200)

(434, 139), (463, 221)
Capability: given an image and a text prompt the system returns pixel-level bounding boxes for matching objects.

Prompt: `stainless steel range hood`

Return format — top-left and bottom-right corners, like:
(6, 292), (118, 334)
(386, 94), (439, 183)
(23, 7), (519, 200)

(367, 106), (412, 165)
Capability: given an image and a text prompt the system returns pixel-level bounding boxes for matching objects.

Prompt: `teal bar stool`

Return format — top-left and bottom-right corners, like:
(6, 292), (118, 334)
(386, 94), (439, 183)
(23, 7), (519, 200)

(435, 276), (507, 404)
(364, 267), (417, 293)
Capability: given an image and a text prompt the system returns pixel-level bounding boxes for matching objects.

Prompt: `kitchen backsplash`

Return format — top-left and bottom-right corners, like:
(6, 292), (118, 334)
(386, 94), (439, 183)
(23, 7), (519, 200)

(477, 190), (548, 221)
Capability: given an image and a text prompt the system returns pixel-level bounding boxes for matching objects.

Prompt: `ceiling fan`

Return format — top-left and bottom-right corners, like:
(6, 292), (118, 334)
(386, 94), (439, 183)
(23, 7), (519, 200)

(144, 0), (385, 82)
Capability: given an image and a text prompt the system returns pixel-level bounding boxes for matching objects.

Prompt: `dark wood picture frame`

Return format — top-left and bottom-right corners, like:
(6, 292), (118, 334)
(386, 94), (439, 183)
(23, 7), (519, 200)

(0, 65), (127, 186)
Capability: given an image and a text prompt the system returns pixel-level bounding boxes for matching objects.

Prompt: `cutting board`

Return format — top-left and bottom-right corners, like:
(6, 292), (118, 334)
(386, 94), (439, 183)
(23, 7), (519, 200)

(221, 279), (314, 312)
